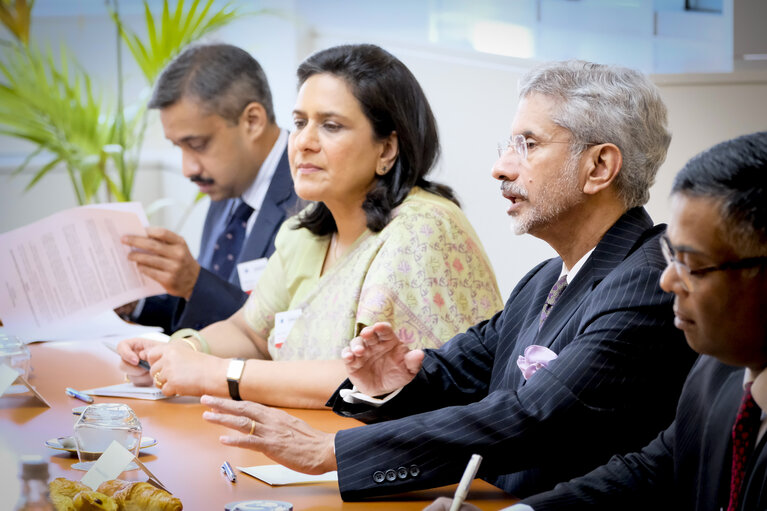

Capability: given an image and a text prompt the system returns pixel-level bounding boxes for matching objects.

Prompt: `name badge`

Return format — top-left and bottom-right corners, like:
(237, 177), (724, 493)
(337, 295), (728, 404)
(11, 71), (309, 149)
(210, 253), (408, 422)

(273, 309), (302, 349)
(237, 258), (268, 292)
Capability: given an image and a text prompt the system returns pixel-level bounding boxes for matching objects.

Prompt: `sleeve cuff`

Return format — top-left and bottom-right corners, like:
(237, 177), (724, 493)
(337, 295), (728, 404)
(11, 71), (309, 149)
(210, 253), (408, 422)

(338, 386), (404, 407)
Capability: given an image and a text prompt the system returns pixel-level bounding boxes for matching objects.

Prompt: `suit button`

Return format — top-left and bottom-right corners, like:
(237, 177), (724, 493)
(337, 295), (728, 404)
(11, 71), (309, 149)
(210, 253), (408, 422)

(373, 471), (385, 483)
(385, 469), (397, 482)
(409, 465), (420, 477)
(397, 466), (408, 479)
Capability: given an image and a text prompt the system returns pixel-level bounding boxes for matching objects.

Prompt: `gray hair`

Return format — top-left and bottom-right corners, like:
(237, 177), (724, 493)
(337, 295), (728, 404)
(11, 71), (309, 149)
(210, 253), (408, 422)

(149, 43), (275, 124)
(518, 60), (671, 208)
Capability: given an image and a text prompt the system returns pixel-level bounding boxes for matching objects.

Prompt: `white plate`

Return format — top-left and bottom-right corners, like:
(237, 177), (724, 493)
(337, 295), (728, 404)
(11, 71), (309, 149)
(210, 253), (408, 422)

(45, 436), (157, 454)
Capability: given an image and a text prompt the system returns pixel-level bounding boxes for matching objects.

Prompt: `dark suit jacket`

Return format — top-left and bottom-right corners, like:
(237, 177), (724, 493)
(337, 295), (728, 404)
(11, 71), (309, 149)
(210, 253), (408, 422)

(522, 356), (767, 511)
(136, 149), (298, 332)
(327, 207), (698, 501)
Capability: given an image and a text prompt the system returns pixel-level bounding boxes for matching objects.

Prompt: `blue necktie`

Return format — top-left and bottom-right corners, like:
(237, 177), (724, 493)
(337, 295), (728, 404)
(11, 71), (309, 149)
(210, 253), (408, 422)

(210, 201), (254, 279)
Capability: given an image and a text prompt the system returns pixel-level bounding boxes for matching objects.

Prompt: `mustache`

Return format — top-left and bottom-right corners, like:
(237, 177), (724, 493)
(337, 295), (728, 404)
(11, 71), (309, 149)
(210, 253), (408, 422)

(500, 180), (527, 199)
(190, 175), (215, 185)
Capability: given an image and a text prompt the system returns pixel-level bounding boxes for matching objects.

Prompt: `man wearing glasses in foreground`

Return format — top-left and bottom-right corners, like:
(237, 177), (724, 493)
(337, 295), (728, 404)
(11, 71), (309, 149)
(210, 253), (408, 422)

(432, 131), (767, 511)
(200, 60), (698, 501)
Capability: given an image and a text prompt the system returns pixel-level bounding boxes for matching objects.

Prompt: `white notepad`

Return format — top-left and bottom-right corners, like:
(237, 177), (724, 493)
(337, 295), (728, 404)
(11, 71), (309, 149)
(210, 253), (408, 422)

(238, 465), (338, 486)
(83, 382), (169, 400)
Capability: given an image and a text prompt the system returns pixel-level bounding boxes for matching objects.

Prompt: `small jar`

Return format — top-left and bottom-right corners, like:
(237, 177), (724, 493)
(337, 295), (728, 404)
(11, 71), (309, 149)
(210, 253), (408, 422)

(74, 403), (142, 470)
(0, 333), (31, 381)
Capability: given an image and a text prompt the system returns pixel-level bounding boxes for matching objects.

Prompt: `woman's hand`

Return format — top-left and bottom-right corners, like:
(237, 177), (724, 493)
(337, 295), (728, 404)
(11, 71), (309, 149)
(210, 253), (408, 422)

(201, 395), (337, 475)
(341, 322), (425, 396)
(146, 343), (226, 397)
(116, 337), (160, 386)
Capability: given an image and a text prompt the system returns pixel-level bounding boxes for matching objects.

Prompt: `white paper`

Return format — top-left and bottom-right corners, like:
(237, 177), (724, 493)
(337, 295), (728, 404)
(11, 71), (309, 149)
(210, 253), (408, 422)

(0, 203), (164, 338)
(81, 441), (137, 490)
(273, 309), (301, 349)
(238, 464), (338, 486)
(237, 257), (268, 292)
(83, 382), (169, 400)
(5, 311), (162, 343)
(0, 363), (20, 396)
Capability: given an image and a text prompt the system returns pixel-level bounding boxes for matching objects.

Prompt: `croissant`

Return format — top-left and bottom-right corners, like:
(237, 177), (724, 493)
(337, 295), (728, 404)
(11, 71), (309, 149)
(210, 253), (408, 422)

(49, 479), (118, 511)
(98, 480), (182, 511)
(72, 491), (118, 511)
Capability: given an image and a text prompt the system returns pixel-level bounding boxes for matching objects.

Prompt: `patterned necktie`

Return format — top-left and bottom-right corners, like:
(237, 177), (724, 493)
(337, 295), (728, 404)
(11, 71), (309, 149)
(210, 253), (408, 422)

(539, 274), (568, 328)
(727, 382), (762, 511)
(210, 201), (254, 279)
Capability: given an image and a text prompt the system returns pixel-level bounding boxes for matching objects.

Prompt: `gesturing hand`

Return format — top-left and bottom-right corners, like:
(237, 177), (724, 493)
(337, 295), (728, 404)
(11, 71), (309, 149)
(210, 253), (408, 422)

(122, 227), (201, 300)
(201, 395), (337, 475)
(340, 322), (425, 397)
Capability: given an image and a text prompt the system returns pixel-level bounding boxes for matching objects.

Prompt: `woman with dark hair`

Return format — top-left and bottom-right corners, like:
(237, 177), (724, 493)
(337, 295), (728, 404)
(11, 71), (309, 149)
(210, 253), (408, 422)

(118, 44), (501, 408)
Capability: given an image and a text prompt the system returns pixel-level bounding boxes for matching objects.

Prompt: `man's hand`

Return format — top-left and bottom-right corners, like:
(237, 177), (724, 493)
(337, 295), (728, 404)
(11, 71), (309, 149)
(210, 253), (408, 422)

(340, 322), (425, 396)
(423, 497), (481, 511)
(122, 227), (201, 300)
(145, 343), (226, 397)
(201, 395), (337, 475)
(117, 337), (161, 386)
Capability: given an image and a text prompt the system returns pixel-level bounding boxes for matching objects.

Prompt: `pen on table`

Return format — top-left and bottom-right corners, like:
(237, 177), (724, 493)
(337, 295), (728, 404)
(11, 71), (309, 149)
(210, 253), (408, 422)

(221, 461), (237, 483)
(449, 454), (483, 511)
(65, 387), (94, 404)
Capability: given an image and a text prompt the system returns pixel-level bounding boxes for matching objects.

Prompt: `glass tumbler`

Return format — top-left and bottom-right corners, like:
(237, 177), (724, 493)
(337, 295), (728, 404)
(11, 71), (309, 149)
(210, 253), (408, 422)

(73, 403), (142, 471)
(0, 333), (31, 393)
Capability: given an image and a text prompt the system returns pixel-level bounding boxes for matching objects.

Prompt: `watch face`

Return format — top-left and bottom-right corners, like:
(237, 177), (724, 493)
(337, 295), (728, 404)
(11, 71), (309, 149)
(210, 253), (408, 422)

(227, 359), (246, 380)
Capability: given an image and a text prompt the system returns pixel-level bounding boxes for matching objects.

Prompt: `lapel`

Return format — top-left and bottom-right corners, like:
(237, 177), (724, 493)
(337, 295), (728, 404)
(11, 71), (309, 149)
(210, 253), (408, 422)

(238, 149), (296, 264)
(535, 207), (657, 347)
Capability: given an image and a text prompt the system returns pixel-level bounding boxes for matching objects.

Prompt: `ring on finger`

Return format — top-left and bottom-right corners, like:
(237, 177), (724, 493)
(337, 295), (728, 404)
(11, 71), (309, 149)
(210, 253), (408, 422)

(153, 372), (165, 387)
(249, 419), (256, 436)
(123, 373), (130, 383)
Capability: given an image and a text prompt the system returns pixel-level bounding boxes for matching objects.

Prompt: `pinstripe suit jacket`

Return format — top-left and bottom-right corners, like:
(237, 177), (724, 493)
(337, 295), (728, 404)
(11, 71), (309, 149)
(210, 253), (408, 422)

(328, 207), (698, 501)
(523, 356), (767, 511)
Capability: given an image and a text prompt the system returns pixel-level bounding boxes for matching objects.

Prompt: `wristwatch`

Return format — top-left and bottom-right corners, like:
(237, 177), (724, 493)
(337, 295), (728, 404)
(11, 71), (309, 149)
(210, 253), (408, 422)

(226, 358), (246, 401)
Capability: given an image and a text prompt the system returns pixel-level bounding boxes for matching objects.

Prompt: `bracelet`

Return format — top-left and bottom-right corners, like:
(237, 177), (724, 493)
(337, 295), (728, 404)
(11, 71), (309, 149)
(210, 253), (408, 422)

(172, 337), (198, 352)
(170, 328), (210, 354)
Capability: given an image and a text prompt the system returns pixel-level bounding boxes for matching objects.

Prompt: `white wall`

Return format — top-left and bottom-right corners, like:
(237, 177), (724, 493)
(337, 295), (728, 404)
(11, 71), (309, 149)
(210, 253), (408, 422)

(2, 2), (767, 299)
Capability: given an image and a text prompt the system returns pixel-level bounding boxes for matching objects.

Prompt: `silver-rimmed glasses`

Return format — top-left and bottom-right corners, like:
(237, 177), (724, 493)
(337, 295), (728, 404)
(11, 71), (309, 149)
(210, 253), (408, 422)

(497, 134), (573, 161)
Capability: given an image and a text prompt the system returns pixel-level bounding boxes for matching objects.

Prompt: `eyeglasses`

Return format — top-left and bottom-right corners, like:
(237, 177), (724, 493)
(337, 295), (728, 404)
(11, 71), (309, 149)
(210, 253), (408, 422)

(659, 233), (767, 292)
(497, 134), (572, 161)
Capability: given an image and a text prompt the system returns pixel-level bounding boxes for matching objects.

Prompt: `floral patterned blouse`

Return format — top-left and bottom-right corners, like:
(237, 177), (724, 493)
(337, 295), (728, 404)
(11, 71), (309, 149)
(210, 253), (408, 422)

(243, 187), (503, 361)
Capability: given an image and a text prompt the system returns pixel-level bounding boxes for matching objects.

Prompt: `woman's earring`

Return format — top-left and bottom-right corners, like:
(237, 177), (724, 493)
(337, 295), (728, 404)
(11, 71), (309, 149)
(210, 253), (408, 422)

(377, 165), (388, 176)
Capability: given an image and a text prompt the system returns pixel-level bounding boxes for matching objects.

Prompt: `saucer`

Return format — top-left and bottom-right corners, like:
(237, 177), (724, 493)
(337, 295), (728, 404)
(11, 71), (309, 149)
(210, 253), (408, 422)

(45, 436), (157, 454)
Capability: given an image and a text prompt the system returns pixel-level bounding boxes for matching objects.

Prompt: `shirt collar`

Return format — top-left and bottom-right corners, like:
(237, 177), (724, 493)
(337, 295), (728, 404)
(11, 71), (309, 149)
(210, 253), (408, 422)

(746, 367), (767, 413)
(560, 248), (595, 284)
(240, 128), (288, 212)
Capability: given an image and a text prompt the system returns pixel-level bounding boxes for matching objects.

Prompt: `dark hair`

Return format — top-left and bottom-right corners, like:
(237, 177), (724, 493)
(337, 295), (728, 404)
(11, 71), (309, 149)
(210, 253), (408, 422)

(149, 43), (275, 124)
(293, 44), (458, 235)
(672, 131), (767, 256)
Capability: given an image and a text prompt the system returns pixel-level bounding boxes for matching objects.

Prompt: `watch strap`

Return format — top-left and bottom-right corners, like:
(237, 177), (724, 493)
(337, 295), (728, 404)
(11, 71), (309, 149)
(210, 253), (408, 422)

(226, 358), (246, 401)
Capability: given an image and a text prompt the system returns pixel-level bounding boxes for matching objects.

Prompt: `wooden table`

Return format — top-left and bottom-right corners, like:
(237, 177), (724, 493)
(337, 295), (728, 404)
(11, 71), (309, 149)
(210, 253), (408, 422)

(0, 340), (517, 510)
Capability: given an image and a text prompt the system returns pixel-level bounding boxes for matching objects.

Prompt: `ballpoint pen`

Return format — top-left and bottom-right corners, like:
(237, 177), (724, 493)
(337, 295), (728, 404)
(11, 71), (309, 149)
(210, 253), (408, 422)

(449, 454), (483, 511)
(65, 387), (94, 404)
(221, 460), (237, 483)
(103, 342), (150, 370)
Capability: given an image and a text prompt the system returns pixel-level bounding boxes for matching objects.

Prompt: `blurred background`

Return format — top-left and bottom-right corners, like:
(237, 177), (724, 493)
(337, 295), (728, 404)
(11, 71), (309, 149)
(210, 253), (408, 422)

(1, 0), (766, 298)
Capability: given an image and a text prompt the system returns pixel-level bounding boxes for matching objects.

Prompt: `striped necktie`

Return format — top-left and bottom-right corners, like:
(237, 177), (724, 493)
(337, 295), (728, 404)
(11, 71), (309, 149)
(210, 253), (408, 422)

(727, 382), (761, 511)
(210, 201), (254, 279)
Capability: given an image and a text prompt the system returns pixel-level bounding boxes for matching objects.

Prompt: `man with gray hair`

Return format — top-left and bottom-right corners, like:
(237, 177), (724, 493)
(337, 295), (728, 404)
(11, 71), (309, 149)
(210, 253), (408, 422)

(198, 60), (697, 501)
(116, 44), (297, 334)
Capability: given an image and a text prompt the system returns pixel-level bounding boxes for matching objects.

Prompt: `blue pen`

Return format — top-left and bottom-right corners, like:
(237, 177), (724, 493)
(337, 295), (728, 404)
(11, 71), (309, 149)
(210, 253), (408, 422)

(137, 359), (151, 370)
(65, 387), (94, 404)
(221, 461), (237, 483)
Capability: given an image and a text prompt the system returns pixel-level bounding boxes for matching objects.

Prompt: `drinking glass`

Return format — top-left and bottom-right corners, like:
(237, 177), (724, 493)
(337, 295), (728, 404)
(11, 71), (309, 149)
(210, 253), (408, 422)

(73, 403), (142, 471)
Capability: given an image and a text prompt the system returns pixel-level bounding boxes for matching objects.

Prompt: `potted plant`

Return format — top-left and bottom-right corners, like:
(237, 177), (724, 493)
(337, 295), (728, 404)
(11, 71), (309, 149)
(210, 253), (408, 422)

(0, 0), (243, 205)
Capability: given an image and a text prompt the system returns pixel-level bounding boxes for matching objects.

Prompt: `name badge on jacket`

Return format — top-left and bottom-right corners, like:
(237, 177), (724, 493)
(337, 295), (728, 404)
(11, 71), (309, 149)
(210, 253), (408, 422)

(237, 258), (268, 292)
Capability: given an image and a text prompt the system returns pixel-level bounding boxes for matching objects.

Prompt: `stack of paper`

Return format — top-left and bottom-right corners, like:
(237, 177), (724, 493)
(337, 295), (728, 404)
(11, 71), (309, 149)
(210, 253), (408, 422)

(83, 382), (169, 401)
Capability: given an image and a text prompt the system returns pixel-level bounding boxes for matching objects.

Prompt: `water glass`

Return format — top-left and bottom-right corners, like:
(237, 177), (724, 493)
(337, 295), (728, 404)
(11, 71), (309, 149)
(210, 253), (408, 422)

(0, 333), (31, 393)
(73, 403), (142, 471)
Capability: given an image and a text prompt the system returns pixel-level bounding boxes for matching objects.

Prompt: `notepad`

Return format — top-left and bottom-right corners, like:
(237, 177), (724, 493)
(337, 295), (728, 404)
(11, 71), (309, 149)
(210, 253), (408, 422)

(83, 382), (169, 400)
(238, 465), (337, 486)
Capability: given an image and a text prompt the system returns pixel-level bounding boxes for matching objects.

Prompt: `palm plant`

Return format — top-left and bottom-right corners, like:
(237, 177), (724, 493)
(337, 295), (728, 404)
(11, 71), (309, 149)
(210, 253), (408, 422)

(0, 0), (242, 204)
